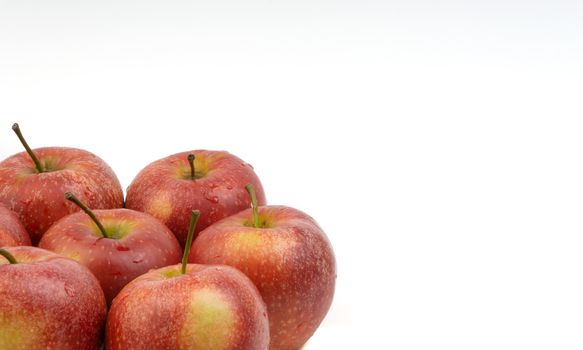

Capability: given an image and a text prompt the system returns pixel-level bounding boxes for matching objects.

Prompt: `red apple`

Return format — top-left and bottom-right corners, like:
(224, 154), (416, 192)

(125, 150), (266, 246)
(0, 204), (31, 247)
(106, 211), (270, 350)
(39, 192), (182, 305)
(189, 184), (336, 350)
(0, 246), (106, 350)
(0, 123), (124, 244)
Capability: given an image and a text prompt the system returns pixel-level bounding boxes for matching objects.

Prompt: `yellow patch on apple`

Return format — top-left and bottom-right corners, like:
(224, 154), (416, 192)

(228, 231), (264, 251)
(0, 315), (45, 350)
(62, 250), (82, 262)
(147, 191), (173, 222)
(180, 289), (235, 350)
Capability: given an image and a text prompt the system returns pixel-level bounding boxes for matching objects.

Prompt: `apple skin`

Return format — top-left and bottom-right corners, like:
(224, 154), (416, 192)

(106, 263), (270, 350)
(0, 147), (124, 244)
(39, 208), (182, 305)
(125, 150), (266, 246)
(0, 204), (31, 247)
(189, 205), (336, 350)
(0, 246), (107, 350)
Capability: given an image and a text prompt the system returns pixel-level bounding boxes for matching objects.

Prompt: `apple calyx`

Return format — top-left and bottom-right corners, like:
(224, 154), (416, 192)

(181, 210), (200, 274)
(64, 192), (109, 238)
(12, 123), (44, 173)
(0, 248), (17, 264)
(245, 183), (261, 228)
(188, 154), (196, 180)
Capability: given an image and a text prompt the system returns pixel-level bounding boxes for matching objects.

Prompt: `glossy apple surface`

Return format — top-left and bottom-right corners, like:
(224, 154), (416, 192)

(106, 264), (270, 350)
(39, 208), (182, 305)
(126, 150), (266, 246)
(0, 204), (30, 247)
(189, 205), (336, 350)
(0, 147), (124, 244)
(0, 246), (107, 350)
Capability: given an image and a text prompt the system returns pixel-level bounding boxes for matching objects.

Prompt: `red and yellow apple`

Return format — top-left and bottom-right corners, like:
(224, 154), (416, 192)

(0, 246), (107, 350)
(106, 211), (270, 350)
(189, 184), (336, 350)
(125, 150), (266, 246)
(0, 124), (124, 244)
(39, 192), (182, 305)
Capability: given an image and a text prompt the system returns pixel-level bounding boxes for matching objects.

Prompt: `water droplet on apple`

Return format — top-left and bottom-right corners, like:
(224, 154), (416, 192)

(226, 185), (233, 190)
(132, 252), (145, 264)
(116, 245), (130, 252)
(203, 192), (220, 204)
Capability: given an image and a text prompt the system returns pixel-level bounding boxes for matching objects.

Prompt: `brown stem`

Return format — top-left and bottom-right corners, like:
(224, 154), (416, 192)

(65, 192), (108, 238)
(12, 123), (44, 173)
(188, 154), (195, 181)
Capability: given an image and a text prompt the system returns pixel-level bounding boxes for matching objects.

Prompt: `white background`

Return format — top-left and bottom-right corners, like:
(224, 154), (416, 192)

(1, 1), (583, 349)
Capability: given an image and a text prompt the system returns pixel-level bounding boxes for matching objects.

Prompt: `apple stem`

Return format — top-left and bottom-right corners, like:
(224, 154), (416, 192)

(0, 248), (17, 264)
(188, 154), (196, 180)
(182, 210), (200, 274)
(64, 192), (109, 238)
(245, 183), (260, 228)
(12, 123), (44, 173)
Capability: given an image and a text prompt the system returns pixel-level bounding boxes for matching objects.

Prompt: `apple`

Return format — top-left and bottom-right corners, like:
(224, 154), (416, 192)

(125, 150), (266, 246)
(106, 210), (270, 350)
(0, 123), (124, 244)
(189, 184), (337, 350)
(0, 246), (107, 350)
(39, 192), (182, 305)
(0, 204), (31, 247)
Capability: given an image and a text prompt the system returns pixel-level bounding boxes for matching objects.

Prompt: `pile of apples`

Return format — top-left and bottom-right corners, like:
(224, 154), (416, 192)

(0, 124), (336, 350)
